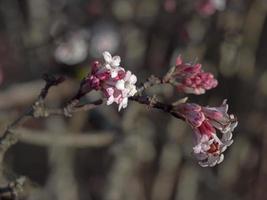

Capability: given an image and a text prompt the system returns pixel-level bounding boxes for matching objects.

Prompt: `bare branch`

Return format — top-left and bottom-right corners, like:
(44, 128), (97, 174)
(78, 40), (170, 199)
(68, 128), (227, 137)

(0, 75), (67, 197)
(33, 99), (103, 118)
(0, 80), (77, 110)
(137, 75), (162, 94)
(129, 95), (184, 120)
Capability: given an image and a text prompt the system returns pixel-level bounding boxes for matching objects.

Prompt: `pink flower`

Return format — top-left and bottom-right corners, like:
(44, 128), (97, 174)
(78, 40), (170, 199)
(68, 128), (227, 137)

(196, 0), (226, 16)
(103, 51), (124, 78)
(87, 51), (137, 111)
(171, 56), (218, 95)
(175, 100), (237, 167)
(103, 71), (137, 111)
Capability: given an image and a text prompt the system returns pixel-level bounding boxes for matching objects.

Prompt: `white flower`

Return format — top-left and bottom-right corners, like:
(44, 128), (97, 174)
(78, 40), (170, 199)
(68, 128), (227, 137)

(102, 70), (137, 111)
(116, 71), (137, 111)
(104, 70), (137, 111)
(192, 131), (232, 167)
(116, 71), (137, 95)
(118, 97), (128, 111)
(92, 51), (138, 111)
(193, 134), (212, 155)
(103, 51), (124, 78)
(105, 87), (115, 105)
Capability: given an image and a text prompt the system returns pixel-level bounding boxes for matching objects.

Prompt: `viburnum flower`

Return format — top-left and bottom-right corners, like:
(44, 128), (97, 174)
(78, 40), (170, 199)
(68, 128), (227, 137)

(167, 55), (218, 95)
(196, 0), (226, 16)
(175, 100), (237, 167)
(103, 51), (124, 78)
(87, 51), (137, 111)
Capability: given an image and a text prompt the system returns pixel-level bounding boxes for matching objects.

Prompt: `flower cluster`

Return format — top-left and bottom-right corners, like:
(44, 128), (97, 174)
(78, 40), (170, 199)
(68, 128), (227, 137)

(87, 51), (137, 111)
(175, 100), (237, 167)
(86, 51), (237, 167)
(169, 56), (218, 95)
(196, 0), (226, 16)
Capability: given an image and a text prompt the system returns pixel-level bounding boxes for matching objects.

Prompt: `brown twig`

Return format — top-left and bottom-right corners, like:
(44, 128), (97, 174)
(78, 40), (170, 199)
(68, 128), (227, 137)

(137, 67), (179, 95)
(0, 75), (65, 198)
(129, 95), (184, 120)
(0, 74), (102, 199)
(0, 80), (77, 110)
(32, 99), (103, 118)
(137, 75), (162, 94)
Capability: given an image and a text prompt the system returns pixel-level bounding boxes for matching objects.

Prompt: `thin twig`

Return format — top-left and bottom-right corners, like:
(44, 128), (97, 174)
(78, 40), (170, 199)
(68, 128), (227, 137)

(137, 75), (162, 94)
(129, 95), (184, 120)
(33, 99), (103, 118)
(0, 75), (64, 199)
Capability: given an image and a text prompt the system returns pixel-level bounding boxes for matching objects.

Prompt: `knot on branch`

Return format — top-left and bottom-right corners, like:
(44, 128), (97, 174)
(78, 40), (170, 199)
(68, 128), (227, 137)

(147, 95), (158, 108)
(32, 100), (48, 118)
(40, 74), (65, 100)
(42, 74), (65, 87)
(0, 131), (18, 153)
(137, 75), (162, 95)
(63, 99), (80, 117)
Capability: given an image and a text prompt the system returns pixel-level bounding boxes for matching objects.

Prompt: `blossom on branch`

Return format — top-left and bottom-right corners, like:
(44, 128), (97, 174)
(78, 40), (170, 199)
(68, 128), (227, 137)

(86, 52), (237, 166)
(102, 51), (124, 78)
(166, 56), (218, 95)
(175, 100), (237, 167)
(87, 51), (137, 111)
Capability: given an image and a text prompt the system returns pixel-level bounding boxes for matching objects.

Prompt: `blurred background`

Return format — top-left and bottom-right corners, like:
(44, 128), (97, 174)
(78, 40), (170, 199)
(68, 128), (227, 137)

(0, 0), (266, 199)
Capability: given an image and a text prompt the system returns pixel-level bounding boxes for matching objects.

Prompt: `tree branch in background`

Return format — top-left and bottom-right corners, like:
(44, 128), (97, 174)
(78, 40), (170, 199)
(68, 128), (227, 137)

(15, 128), (114, 148)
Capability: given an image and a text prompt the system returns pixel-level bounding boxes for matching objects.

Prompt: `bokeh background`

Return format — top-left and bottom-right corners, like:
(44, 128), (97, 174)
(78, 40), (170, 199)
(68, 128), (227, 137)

(0, 0), (266, 199)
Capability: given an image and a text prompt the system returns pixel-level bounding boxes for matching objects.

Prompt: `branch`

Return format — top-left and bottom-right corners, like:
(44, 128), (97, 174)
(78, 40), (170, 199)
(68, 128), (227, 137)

(137, 70), (178, 95)
(33, 99), (103, 118)
(129, 95), (184, 120)
(0, 75), (64, 144)
(0, 75), (81, 199)
(137, 75), (162, 94)
(0, 80), (77, 110)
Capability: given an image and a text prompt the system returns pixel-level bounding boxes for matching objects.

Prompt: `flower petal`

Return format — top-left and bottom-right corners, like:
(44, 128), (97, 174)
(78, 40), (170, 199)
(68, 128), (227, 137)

(116, 80), (125, 90)
(129, 74), (137, 84)
(106, 96), (114, 105)
(103, 51), (112, 63)
(112, 56), (121, 67)
(111, 70), (118, 78)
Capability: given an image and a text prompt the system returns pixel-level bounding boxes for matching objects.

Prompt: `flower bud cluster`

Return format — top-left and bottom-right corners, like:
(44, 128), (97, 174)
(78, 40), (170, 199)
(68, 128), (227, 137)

(171, 56), (218, 95)
(88, 51), (137, 111)
(175, 100), (237, 167)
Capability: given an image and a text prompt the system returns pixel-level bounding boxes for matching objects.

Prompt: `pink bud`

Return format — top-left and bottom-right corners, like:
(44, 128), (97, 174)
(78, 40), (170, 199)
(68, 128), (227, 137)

(172, 56), (218, 95)
(176, 55), (183, 66)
